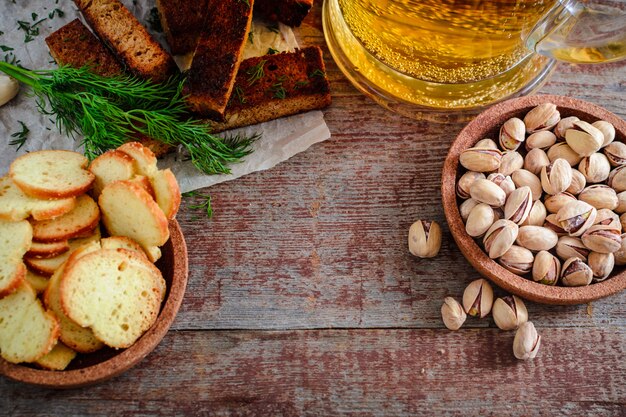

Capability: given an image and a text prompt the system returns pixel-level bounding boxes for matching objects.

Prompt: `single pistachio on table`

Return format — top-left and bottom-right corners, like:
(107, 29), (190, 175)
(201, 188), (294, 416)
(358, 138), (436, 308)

(593, 208), (621, 230)
(544, 192), (577, 214)
(457, 171), (485, 199)
(603, 141), (626, 167)
(615, 192), (626, 214)
(580, 224), (622, 254)
(543, 214), (568, 236)
(578, 185), (618, 211)
(499, 245), (534, 275)
(516, 225), (558, 252)
(524, 103), (560, 133)
(483, 219), (519, 259)
(459, 198), (480, 222)
(554, 116), (580, 140)
(499, 117), (526, 151)
(520, 199), (547, 227)
(498, 151), (524, 176)
(565, 120), (604, 157)
(607, 166), (626, 193)
(540, 159), (572, 195)
(588, 252), (614, 282)
(466, 203), (495, 237)
(469, 178), (506, 207)
(592, 120), (616, 147)
(556, 200), (597, 237)
(462, 278), (494, 318)
(513, 321), (541, 360)
(565, 169), (586, 195)
(555, 236), (590, 262)
(474, 138), (499, 149)
(613, 234), (626, 265)
(504, 186), (533, 225)
(524, 148), (550, 175)
(492, 295), (528, 331)
(561, 257), (593, 286)
(525, 130), (557, 151)
(547, 142), (583, 167)
(532, 250), (561, 285)
(408, 220), (442, 258)
(441, 297), (466, 331)
(487, 173), (515, 197)
(511, 169), (543, 201)
(459, 147), (503, 172)
(578, 153), (611, 183)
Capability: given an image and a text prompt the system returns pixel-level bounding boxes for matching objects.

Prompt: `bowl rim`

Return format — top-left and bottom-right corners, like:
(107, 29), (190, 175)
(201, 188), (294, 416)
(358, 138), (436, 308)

(0, 219), (188, 388)
(442, 94), (626, 305)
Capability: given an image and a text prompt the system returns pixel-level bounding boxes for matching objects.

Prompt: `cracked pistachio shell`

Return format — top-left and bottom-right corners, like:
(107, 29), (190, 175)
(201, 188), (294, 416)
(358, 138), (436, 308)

(615, 192), (626, 215)
(608, 166), (626, 193)
(613, 234), (626, 265)
(555, 236), (590, 262)
(462, 279), (494, 318)
(470, 178), (506, 208)
(474, 138), (499, 149)
(504, 186), (533, 225)
(460, 147), (503, 172)
(556, 200), (597, 237)
(578, 185), (618, 211)
(524, 148), (550, 175)
(498, 151), (524, 176)
(621, 213), (626, 232)
(499, 118), (526, 151)
(565, 169), (586, 195)
(524, 103), (560, 133)
(603, 141), (626, 167)
(493, 295), (528, 331)
(516, 226), (558, 252)
(592, 120), (616, 147)
(581, 224), (622, 254)
(593, 208), (621, 230)
(565, 121), (604, 157)
(521, 199), (547, 227)
(561, 258), (593, 286)
(483, 219), (519, 259)
(525, 130), (557, 151)
(513, 321), (541, 360)
(540, 159), (572, 195)
(457, 171), (485, 199)
(544, 214), (567, 236)
(459, 198), (480, 222)
(487, 173), (515, 197)
(499, 245), (534, 275)
(588, 252), (614, 282)
(579, 153), (611, 184)
(466, 203), (495, 237)
(493, 207), (505, 221)
(547, 142), (583, 167)
(532, 250), (561, 285)
(511, 169), (542, 201)
(554, 116), (580, 140)
(408, 220), (442, 258)
(544, 192), (577, 214)
(441, 297), (466, 331)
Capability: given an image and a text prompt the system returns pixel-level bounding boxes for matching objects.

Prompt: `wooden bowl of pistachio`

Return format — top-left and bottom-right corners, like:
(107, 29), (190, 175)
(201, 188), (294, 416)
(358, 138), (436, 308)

(442, 95), (626, 304)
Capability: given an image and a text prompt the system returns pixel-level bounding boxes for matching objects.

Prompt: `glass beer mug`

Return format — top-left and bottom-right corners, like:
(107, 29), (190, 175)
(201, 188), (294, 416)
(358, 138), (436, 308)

(323, 0), (626, 120)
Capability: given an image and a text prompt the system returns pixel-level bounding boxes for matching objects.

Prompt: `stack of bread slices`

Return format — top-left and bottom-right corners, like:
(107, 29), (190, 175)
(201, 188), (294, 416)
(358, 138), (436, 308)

(0, 142), (180, 370)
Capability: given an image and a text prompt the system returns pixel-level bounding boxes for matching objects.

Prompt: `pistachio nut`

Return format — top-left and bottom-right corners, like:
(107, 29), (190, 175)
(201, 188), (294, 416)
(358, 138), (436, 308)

(561, 257), (593, 286)
(511, 169), (542, 201)
(493, 207), (505, 221)
(487, 173), (515, 197)
(616, 192), (626, 214)
(524, 103), (560, 133)
(608, 166), (626, 193)
(578, 185), (618, 210)
(521, 199), (547, 227)
(613, 234), (626, 265)
(504, 186), (533, 225)
(555, 236), (590, 262)
(493, 295), (528, 331)
(554, 116), (580, 140)
(547, 142), (583, 167)
(441, 297), (466, 331)
(565, 169), (586, 195)
(513, 321), (541, 360)
(544, 214), (567, 236)
(470, 178), (506, 207)
(556, 200), (597, 237)
(457, 171), (485, 199)
(516, 225), (558, 252)
(408, 220), (442, 258)
(593, 208), (621, 230)
(460, 147), (503, 172)
(544, 192), (577, 214)
(498, 151), (524, 176)
(532, 250), (561, 285)
(588, 251), (614, 282)
(621, 213), (626, 232)
(524, 148), (550, 175)
(565, 120), (604, 157)
(540, 159), (572, 195)
(483, 219), (519, 259)
(581, 224), (622, 253)
(462, 278), (494, 318)
(499, 117), (526, 151)
(578, 153), (611, 183)
(474, 138), (499, 149)
(525, 130), (557, 151)
(603, 141), (626, 167)
(466, 203), (495, 237)
(592, 120), (616, 147)
(499, 245), (534, 275)
(459, 198), (480, 222)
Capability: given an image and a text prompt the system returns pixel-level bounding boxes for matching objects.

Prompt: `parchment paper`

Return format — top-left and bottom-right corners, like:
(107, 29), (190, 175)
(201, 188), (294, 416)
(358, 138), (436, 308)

(0, 0), (331, 193)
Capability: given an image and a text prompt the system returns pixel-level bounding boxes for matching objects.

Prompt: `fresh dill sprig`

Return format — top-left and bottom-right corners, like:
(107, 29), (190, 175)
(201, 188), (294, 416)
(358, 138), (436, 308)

(248, 31), (254, 44)
(233, 85), (247, 104)
(246, 60), (266, 86)
(236, 0), (251, 8)
(294, 80), (309, 89)
(17, 16), (47, 43)
(267, 47), (279, 55)
(309, 69), (326, 78)
(182, 191), (213, 219)
(269, 75), (287, 99)
(0, 62), (258, 175)
(266, 24), (280, 34)
(9, 121), (29, 151)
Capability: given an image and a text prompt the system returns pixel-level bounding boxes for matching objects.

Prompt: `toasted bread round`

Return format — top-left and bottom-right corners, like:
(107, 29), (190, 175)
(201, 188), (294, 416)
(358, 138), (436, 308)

(0, 176), (77, 221)
(31, 194), (100, 242)
(25, 269), (49, 294)
(35, 342), (77, 371)
(10, 150), (95, 199)
(150, 169), (181, 220)
(26, 240), (70, 258)
(89, 150), (135, 198)
(101, 236), (148, 260)
(117, 142), (158, 177)
(129, 175), (156, 199)
(0, 219), (32, 297)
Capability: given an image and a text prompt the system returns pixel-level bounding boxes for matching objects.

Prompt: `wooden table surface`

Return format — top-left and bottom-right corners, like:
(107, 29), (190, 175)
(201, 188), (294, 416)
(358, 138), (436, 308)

(2, 2), (626, 416)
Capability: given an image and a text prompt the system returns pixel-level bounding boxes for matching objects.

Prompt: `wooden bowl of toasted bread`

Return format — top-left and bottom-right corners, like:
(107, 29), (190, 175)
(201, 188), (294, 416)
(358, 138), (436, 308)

(0, 219), (187, 388)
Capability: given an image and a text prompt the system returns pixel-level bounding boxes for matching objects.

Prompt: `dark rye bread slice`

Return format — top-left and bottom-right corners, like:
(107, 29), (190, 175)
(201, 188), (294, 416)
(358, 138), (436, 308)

(183, 0), (255, 119)
(45, 18), (123, 77)
(255, 0), (313, 27)
(73, 0), (178, 83)
(209, 46), (331, 132)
